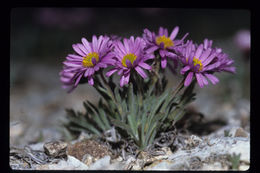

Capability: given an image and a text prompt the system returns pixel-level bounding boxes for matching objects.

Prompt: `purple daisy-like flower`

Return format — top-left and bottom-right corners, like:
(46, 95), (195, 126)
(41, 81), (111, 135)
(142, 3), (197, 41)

(179, 40), (235, 88)
(143, 26), (188, 69)
(60, 35), (115, 92)
(106, 36), (154, 87)
(201, 39), (236, 74)
(214, 51), (236, 73)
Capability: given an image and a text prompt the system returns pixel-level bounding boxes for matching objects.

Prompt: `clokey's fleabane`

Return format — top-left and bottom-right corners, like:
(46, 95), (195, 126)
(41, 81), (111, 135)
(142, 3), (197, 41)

(143, 26), (188, 69)
(179, 40), (235, 88)
(106, 36), (154, 87)
(60, 35), (115, 92)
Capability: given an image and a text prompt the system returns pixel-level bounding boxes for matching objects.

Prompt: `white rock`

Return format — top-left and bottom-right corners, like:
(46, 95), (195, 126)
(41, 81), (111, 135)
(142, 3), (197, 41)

(106, 161), (125, 170)
(202, 162), (227, 170)
(229, 138), (250, 162)
(29, 142), (45, 151)
(145, 160), (174, 170)
(168, 136), (250, 168)
(239, 164), (250, 171)
(48, 156), (89, 170)
(89, 156), (111, 170)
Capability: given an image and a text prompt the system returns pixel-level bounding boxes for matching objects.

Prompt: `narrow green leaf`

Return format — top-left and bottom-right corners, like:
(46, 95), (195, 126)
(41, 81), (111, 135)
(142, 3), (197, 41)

(66, 115), (101, 135)
(95, 85), (112, 100)
(174, 109), (186, 122)
(150, 89), (169, 115)
(120, 100), (128, 122)
(98, 101), (111, 130)
(114, 86), (122, 103)
(86, 101), (106, 132)
(110, 118), (137, 141)
(127, 83), (135, 113)
(141, 111), (148, 147)
(127, 112), (138, 139)
(144, 112), (164, 145)
(144, 122), (157, 146)
(147, 125), (158, 146)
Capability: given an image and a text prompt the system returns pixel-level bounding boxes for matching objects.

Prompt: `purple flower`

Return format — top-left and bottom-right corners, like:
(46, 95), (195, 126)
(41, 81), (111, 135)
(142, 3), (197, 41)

(179, 40), (235, 88)
(234, 30), (250, 52)
(202, 39), (236, 73)
(106, 36), (154, 87)
(203, 39), (213, 50)
(143, 26), (188, 69)
(214, 51), (236, 73)
(60, 35), (115, 92)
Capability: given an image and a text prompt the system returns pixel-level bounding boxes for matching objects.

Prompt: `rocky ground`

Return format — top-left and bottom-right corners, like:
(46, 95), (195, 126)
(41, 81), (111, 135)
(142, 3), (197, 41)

(10, 62), (250, 170)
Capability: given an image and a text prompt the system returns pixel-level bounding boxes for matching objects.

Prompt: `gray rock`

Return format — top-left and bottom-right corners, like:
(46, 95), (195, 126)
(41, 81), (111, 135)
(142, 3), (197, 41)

(43, 141), (67, 158)
(89, 155), (111, 170)
(166, 135), (250, 170)
(47, 155), (89, 170)
(144, 160), (174, 170)
(29, 142), (45, 151)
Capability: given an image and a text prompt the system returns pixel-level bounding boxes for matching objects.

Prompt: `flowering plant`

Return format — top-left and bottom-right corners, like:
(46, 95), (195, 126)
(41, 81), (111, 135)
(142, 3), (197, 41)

(60, 26), (235, 151)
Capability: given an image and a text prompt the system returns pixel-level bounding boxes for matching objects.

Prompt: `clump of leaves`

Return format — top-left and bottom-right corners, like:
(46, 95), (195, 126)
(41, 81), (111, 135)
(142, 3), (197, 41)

(224, 130), (232, 137)
(62, 65), (196, 151)
(228, 153), (241, 170)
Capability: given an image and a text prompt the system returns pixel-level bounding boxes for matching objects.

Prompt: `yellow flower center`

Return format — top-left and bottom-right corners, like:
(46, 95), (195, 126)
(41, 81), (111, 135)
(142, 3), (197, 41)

(122, 53), (137, 67)
(82, 52), (99, 67)
(193, 57), (203, 71)
(155, 35), (174, 49)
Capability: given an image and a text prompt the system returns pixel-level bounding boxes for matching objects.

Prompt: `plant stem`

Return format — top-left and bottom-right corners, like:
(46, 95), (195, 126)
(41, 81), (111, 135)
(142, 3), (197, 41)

(148, 54), (161, 95)
(99, 70), (116, 102)
(99, 70), (124, 118)
(171, 77), (185, 99)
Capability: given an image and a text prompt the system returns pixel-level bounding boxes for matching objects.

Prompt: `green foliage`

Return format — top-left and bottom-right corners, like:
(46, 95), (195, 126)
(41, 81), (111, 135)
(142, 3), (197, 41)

(224, 130), (232, 137)
(62, 69), (196, 150)
(228, 153), (241, 170)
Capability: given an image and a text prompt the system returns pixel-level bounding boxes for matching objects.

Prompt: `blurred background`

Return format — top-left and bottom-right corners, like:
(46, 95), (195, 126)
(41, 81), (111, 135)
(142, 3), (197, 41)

(10, 8), (250, 147)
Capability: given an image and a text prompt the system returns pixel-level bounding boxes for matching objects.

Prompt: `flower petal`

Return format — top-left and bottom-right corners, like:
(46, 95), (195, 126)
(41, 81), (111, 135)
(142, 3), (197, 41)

(124, 73), (130, 85)
(123, 38), (130, 53)
(200, 73), (208, 85)
(166, 52), (177, 59)
(72, 44), (85, 57)
(195, 73), (204, 88)
(106, 68), (118, 77)
(78, 44), (88, 55)
(135, 66), (147, 79)
(202, 52), (217, 66)
(200, 48), (212, 62)
(74, 72), (83, 86)
(92, 35), (98, 52)
(146, 46), (158, 54)
(180, 66), (190, 75)
(94, 65), (100, 71)
(63, 61), (82, 67)
(223, 66), (236, 73)
(205, 73), (219, 84)
(184, 72), (194, 86)
(120, 75), (125, 87)
(161, 57), (167, 68)
(138, 62), (151, 70)
(195, 44), (204, 58)
(81, 38), (92, 53)
(170, 26), (179, 40)
(88, 77), (94, 85)
(159, 27), (164, 36)
(159, 49), (167, 57)
(84, 68), (90, 77)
